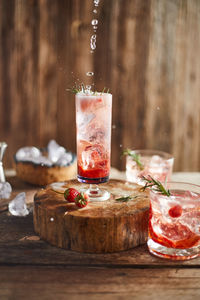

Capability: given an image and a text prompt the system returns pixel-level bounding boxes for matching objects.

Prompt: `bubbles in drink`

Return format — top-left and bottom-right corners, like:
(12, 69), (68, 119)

(91, 19), (98, 26)
(90, 34), (97, 50)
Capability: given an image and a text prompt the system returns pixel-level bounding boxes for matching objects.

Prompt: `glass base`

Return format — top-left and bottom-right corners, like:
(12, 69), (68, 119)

(148, 238), (200, 260)
(82, 185), (110, 202)
(77, 175), (109, 184)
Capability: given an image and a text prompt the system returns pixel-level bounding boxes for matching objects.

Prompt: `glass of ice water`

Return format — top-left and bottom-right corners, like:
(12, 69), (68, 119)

(76, 91), (112, 201)
(125, 149), (174, 185)
(148, 182), (200, 260)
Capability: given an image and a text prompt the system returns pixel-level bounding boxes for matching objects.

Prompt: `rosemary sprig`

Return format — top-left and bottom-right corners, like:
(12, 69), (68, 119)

(141, 176), (171, 196)
(122, 149), (144, 170)
(101, 87), (106, 94)
(67, 84), (111, 95)
(115, 195), (139, 202)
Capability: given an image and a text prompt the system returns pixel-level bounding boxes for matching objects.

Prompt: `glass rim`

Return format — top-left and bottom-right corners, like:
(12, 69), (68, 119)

(127, 149), (174, 160)
(149, 181), (200, 196)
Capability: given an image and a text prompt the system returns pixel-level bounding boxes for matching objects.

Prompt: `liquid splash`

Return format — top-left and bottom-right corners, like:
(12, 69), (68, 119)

(86, 0), (101, 82)
(90, 34), (97, 50)
(91, 19), (98, 26)
(86, 72), (94, 77)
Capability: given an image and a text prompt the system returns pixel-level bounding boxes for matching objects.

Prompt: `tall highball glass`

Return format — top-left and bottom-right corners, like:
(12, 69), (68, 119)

(76, 92), (112, 201)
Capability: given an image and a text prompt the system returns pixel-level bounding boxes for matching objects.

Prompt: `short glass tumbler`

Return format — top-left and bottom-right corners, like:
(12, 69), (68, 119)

(126, 149), (174, 185)
(147, 182), (200, 260)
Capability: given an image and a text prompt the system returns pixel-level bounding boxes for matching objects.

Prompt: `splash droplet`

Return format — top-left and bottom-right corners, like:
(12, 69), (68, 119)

(90, 34), (97, 50)
(86, 72), (94, 77)
(93, 9), (97, 13)
(91, 19), (98, 26)
(94, 0), (100, 6)
(93, 26), (98, 30)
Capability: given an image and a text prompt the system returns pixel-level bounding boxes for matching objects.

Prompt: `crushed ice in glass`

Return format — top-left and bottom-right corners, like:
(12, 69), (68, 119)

(0, 182), (12, 199)
(8, 192), (29, 216)
(15, 140), (74, 167)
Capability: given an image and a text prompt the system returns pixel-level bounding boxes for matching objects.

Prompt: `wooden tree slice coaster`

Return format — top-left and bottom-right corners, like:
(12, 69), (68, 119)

(33, 179), (150, 253)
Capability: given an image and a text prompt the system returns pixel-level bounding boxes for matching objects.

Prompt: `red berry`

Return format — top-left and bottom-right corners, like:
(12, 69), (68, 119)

(64, 188), (80, 202)
(75, 192), (89, 208)
(168, 205), (182, 218)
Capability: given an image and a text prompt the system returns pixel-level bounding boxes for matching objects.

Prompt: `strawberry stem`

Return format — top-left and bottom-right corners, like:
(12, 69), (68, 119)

(51, 189), (64, 195)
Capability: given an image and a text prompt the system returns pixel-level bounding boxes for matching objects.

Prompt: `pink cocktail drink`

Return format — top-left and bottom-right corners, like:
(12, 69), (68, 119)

(76, 92), (112, 201)
(126, 150), (174, 185)
(148, 182), (200, 260)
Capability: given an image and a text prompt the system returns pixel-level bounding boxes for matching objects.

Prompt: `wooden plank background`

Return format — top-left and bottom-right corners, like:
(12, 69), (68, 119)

(0, 0), (200, 172)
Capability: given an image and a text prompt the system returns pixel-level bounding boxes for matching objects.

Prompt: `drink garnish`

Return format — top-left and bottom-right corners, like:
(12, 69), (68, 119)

(122, 149), (144, 170)
(141, 176), (171, 196)
(67, 84), (110, 95)
(115, 195), (139, 202)
(66, 83), (86, 94)
(101, 87), (110, 94)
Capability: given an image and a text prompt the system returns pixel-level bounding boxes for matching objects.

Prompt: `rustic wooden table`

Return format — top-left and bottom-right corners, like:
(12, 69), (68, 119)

(0, 170), (200, 300)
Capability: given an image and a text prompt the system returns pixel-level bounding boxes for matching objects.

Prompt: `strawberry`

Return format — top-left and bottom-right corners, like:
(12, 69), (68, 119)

(168, 205), (182, 218)
(64, 188), (80, 203)
(75, 192), (89, 208)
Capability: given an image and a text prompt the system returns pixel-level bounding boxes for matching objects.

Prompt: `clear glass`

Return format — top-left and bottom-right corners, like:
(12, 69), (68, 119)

(126, 149), (174, 185)
(148, 182), (200, 260)
(76, 92), (112, 201)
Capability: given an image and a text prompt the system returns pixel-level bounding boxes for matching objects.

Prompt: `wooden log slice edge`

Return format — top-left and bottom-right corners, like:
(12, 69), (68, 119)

(33, 179), (150, 253)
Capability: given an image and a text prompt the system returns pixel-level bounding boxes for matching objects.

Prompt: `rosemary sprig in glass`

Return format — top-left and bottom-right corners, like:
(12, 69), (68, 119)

(141, 176), (171, 196)
(122, 149), (144, 170)
(67, 84), (110, 95)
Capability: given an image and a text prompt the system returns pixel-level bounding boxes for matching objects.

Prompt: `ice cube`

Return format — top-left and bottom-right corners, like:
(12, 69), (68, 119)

(82, 144), (105, 169)
(77, 113), (95, 129)
(56, 152), (73, 166)
(89, 128), (105, 142)
(8, 192), (29, 216)
(16, 147), (41, 161)
(0, 182), (12, 199)
(148, 155), (164, 174)
(149, 155), (163, 166)
(47, 140), (66, 163)
(31, 156), (52, 166)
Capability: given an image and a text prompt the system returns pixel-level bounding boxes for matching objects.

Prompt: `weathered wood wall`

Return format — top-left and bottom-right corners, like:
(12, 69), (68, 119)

(0, 0), (200, 172)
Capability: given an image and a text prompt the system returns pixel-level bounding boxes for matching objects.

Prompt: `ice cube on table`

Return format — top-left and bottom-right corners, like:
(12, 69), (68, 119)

(16, 147), (41, 161)
(8, 192), (29, 216)
(0, 182), (12, 199)
(47, 140), (66, 163)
